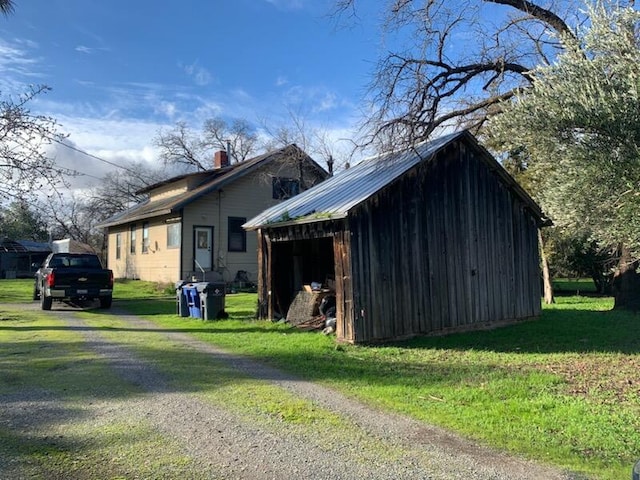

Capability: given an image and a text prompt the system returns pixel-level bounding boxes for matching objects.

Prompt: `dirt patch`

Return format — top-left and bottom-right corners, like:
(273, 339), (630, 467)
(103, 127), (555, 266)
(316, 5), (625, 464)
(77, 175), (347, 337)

(541, 356), (640, 403)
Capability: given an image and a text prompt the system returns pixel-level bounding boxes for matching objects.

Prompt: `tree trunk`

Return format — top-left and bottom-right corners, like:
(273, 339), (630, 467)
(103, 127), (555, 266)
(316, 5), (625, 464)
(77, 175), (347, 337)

(538, 229), (555, 304)
(613, 244), (640, 310)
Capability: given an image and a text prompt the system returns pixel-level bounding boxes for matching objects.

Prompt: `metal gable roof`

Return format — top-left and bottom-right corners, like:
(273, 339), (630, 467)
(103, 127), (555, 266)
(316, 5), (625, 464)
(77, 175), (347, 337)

(244, 130), (550, 230)
(243, 131), (464, 230)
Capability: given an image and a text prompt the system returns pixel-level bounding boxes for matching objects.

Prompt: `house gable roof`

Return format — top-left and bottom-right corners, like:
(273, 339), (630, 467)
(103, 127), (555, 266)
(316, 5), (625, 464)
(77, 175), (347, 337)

(244, 131), (550, 230)
(98, 144), (326, 228)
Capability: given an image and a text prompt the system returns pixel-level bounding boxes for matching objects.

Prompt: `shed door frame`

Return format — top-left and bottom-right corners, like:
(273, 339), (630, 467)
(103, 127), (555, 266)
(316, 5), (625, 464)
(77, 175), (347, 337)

(257, 222), (354, 343)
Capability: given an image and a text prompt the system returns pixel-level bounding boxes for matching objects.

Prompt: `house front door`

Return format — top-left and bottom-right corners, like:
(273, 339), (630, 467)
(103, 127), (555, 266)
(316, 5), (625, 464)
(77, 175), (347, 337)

(194, 226), (213, 272)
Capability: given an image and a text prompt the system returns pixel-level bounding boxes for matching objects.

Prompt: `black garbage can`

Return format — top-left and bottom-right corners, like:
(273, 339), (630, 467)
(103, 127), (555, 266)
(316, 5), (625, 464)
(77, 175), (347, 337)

(196, 282), (226, 320)
(175, 280), (189, 317)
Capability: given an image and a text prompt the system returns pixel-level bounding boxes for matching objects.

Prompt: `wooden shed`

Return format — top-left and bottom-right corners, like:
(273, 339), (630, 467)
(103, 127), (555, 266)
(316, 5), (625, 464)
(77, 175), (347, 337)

(244, 131), (550, 343)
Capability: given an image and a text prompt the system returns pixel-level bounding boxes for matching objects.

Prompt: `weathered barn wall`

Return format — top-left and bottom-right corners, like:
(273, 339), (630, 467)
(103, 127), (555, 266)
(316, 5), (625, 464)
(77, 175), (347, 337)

(348, 140), (541, 342)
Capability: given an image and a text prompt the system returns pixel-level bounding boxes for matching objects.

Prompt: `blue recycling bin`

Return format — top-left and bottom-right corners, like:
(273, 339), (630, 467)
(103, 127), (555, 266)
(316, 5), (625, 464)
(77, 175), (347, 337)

(183, 284), (202, 318)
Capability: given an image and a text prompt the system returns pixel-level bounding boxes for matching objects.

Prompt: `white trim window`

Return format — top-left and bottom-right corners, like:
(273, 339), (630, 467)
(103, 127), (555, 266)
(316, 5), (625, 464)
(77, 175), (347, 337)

(142, 222), (150, 253)
(116, 233), (122, 260)
(167, 223), (181, 249)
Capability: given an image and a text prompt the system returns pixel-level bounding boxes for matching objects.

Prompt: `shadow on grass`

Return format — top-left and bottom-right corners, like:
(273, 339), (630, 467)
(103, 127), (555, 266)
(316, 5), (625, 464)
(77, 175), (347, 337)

(391, 307), (640, 355)
(35, 296), (640, 356)
(0, 324), (280, 335)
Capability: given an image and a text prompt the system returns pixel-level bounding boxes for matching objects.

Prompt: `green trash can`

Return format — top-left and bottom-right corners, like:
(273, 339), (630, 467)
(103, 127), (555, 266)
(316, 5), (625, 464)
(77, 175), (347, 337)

(196, 282), (226, 320)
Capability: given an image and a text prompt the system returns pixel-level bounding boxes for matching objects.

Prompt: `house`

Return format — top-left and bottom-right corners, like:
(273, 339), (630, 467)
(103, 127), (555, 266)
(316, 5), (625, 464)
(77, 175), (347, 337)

(0, 239), (51, 279)
(244, 131), (551, 343)
(98, 144), (328, 284)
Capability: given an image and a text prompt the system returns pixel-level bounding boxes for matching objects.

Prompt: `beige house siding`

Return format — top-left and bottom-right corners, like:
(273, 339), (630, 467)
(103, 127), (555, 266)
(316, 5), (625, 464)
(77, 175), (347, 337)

(181, 164), (304, 283)
(108, 213), (182, 284)
(150, 182), (189, 201)
(104, 149), (327, 285)
(149, 175), (210, 201)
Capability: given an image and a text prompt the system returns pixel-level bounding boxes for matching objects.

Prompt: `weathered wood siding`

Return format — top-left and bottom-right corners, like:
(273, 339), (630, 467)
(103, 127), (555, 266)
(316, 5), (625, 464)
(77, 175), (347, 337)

(348, 140), (541, 343)
(333, 229), (354, 342)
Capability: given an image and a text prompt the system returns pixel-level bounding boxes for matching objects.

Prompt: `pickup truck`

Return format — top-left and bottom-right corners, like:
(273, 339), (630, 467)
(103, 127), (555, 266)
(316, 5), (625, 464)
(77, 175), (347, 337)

(33, 253), (114, 310)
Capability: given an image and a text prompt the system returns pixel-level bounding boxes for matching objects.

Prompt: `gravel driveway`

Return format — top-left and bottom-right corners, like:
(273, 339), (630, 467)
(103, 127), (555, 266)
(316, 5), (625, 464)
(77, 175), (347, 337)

(1, 304), (583, 480)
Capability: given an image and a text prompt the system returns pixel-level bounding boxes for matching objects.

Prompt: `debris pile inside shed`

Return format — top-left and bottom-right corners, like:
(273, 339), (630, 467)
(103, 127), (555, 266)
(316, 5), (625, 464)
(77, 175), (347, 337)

(286, 285), (336, 334)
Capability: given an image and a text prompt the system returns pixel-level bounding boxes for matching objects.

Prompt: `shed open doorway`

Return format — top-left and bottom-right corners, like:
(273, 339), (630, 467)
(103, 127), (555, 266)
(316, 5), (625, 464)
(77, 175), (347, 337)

(271, 237), (335, 319)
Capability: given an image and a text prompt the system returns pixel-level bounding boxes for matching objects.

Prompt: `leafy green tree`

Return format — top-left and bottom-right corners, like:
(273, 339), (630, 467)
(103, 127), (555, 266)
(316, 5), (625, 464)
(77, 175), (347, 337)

(488, 3), (640, 308)
(0, 201), (48, 241)
(547, 229), (617, 294)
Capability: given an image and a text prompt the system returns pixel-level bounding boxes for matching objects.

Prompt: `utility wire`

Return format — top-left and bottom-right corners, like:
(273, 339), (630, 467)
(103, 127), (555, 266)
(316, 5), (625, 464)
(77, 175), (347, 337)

(51, 137), (145, 177)
(65, 167), (103, 180)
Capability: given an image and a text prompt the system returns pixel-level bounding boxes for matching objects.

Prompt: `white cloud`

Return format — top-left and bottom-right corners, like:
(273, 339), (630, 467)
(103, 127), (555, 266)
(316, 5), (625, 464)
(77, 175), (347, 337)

(74, 44), (109, 55)
(264, 0), (307, 11)
(43, 116), (166, 192)
(75, 45), (94, 54)
(315, 91), (337, 113)
(181, 61), (212, 86)
(275, 75), (288, 87)
(153, 101), (178, 119)
(0, 38), (44, 93)
(281, 84), (343, 115)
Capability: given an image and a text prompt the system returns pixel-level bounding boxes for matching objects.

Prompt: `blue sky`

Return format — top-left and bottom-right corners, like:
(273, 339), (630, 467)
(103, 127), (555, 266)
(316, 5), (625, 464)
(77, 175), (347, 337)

(0, 0), (381, 188)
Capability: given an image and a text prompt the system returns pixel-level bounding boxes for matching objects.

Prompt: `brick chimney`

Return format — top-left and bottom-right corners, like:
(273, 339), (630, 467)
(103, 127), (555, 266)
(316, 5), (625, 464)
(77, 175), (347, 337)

(214, 150), (229, 169)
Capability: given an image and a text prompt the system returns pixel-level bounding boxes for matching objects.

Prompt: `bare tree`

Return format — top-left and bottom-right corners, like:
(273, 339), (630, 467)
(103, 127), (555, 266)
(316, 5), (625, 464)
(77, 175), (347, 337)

(0, 85), (75, 202)
(42, 161), (163, 258)
(87, 161), (163, 217)
(201, 117), (259, 163)
(261, 107), (353, 176)
(335, 0), (589, 150)
(154, 121), (208, 172)
(155, 117), (261, 172)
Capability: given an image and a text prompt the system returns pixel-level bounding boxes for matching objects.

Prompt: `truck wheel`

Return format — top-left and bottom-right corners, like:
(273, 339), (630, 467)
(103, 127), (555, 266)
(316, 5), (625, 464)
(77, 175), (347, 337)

(99, 296), (112, 309)
(41, 293), (52, 310)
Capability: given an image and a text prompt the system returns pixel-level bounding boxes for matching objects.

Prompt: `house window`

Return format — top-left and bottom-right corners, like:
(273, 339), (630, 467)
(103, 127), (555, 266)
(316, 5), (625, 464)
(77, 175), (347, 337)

(272, 177), (300, 200)
(142, 222), (149, 253)
(228, 217), (246, 252)
(130, 224), (136, 254)
(167, 223), (181, 249)
(116, 233), (122, 260)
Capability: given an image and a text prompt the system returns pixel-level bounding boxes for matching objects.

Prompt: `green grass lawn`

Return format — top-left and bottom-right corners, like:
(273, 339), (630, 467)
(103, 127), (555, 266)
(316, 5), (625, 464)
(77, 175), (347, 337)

(1, 278), (638, 479)
(553, 277), (598, 293)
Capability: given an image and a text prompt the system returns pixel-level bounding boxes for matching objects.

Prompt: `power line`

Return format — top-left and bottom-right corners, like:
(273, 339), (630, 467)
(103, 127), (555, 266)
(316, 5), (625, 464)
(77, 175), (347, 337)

(64, 167), (103, 181)
(51, 137), (144, 176)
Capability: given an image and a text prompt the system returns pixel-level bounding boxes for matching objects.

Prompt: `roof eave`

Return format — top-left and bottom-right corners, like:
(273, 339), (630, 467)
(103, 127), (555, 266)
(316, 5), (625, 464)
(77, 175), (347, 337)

(245, 212), (348, 231)
(97, 207), (175, 228)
